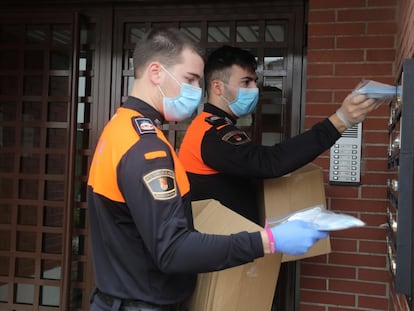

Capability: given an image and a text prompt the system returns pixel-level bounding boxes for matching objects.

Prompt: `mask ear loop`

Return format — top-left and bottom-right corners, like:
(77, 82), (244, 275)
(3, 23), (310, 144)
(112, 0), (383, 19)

(159, 64), (181, 85)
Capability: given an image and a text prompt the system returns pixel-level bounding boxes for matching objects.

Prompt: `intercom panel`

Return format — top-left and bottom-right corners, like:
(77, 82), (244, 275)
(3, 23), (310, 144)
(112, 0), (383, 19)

(329, 123), (362, 185)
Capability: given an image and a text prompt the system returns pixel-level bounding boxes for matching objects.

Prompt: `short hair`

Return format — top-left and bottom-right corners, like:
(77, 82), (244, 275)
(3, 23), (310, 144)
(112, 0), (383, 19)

(204, 45), (257, 89)
(133, 27), (204, 78)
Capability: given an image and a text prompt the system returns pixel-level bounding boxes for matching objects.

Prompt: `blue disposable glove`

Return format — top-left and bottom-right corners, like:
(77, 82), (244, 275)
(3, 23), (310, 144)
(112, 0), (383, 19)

(270, 220), (328, 256)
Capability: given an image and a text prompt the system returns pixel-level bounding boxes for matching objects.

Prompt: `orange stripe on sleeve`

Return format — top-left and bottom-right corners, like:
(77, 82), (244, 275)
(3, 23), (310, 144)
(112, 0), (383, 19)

(145, 150), (167, 160)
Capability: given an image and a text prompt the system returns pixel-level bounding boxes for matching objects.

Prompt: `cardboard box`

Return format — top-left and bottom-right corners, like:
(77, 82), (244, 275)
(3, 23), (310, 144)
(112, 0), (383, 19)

(261, 163), (331, 262)
(189, 199), (282, 311)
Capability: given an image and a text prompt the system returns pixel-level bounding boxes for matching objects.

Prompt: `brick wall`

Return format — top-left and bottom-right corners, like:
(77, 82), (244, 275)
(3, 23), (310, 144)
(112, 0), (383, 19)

(302, 0), (403, 310)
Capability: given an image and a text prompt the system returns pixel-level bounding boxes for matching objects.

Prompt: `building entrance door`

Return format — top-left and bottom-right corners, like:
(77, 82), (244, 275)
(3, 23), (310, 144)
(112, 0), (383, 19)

(0, 2), (306, 310)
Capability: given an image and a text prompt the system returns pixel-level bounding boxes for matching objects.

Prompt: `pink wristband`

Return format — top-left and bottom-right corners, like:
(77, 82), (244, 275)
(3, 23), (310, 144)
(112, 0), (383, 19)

(265, 227), (276, 254)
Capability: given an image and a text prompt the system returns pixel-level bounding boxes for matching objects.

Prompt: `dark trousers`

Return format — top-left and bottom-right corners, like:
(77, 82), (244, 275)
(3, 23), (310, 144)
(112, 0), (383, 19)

(89, 288), (188, 311)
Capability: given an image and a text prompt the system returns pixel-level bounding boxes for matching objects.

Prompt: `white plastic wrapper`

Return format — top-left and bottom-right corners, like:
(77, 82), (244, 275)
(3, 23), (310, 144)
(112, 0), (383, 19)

(353, 80), (401, 100)
(267, 205), (366, 231)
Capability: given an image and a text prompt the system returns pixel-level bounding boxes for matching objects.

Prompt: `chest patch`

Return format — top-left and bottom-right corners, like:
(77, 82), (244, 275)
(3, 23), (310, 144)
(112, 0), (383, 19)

(221, 130), (251, 145)
(133, 117), (156, 135)
(143, 169), (177, 200)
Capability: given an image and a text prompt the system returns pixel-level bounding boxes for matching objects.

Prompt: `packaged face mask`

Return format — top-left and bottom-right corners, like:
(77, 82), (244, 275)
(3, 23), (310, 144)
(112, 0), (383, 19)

(266, 205), (366, 231)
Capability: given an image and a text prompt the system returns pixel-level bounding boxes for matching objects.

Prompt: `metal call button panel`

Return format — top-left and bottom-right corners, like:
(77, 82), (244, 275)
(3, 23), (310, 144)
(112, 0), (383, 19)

(329, 123), (362, 185)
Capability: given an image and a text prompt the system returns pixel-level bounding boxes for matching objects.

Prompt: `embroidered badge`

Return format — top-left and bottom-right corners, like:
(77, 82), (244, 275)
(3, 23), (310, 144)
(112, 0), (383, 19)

(205, 115), (231, 127)
(221, 130), (251, 145)
(133, 117), (156, 135)
(143, 169), (177, 200)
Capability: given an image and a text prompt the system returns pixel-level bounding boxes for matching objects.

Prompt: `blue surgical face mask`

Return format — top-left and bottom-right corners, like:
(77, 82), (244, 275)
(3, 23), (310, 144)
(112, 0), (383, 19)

(158, 66), (202, 121)
(224, 86), (259, 117)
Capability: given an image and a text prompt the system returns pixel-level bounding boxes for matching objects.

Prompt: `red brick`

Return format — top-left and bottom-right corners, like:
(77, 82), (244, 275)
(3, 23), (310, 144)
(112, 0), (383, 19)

(306, 90), (333, 103)
(330, 226), (386, 241)
(366, 49), (395, 62)
(359, 214), (387, 227)
(301, 290), (356, 306)
(362, 131), (389, 145)
(328, 252), (386, 268)
(337, 36), (394, 49)
(301, 262), (357, 279)
(360, 172), (388, 185)
(308, 10), (336, 23)
(300, 303), (326, 311)
(309, 0), (366, 9)
(308, 37), (335, 49)
(367, 0), (398, 7)
(308, 50), (364, 63)
(330, 237), (358, 252)
(300, 276), (328, 290)
(329, 279), (387, 295)
(360, 186), (387, 199)
(338, 8), (396, 22)
(358, 295), (389, 310)
(307, 64), (334, 75)
(308, 23), (366, 36)
(359, 267), (392, 283)
(362, 145), (388, 157)
(325, 185), (359, 198)
(330, 198), (386, 213)
(307, 77), (362, 89)
(367, 22), (397, 34)
(336, 63), (393, 76)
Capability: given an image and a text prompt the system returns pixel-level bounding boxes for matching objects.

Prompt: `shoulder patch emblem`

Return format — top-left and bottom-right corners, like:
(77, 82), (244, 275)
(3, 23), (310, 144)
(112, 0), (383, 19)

(133, 117), (156, 135)
(143, 169), (177, 200)
(221, 130), (251, 145)
(205, 115), (231, 127)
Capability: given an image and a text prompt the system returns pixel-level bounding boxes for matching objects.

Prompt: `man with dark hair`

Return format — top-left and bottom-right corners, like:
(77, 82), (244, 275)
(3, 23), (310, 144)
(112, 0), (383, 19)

(87, 30), (327, 311)
(179, 45), (379, 224)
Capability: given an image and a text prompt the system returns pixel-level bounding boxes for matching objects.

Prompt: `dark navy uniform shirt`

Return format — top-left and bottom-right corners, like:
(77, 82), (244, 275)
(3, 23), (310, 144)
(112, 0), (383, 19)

(87, 97), (264, 305)
(179, 103), (342, 224)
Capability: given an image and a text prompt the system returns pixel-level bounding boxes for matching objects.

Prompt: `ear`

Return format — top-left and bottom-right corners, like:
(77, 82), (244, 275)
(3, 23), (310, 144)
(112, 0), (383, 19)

(147, 61), (163, 85)
(210, 80), (224, 96)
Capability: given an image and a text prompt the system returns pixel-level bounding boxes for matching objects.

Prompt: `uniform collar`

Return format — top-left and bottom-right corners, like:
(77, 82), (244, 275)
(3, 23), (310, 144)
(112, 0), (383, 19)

(122, 96), (164, 128)
(203, 103), (237, 124)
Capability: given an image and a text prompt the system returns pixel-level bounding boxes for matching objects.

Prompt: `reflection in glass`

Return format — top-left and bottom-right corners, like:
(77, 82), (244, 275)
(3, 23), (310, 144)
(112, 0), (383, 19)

(44, 181), (64, 201)
(15, 283), (34, 304)
(129, 24), (146, 44)
(72, 235), (85, 256)
(80, 24), (96, 45)
(180, 24), (201, 42)
(44, 206), (63, 227)
(26, 25), (47, 43)
(208, 25), (229, 42)
(0, 203), (12, 224)
(236, 24), (259, 42)
(0, 282), (7, 302)
(0, 25), (21, 44)
(47, 128), (66, 148)
(46, 154), (66, 175)
(48, 102), (68, 122)
(264, 56), (284, 71)
(0, 102), (17, 121)
(0, 257), (9, 276)
(24, 76), (43, 96)
(19, 179), (39, 200)
(41, 285), (60, 306)
(263, 76), (283, 93)
(15, 258), (35, 278)
(20, 154), (40, 174)
(0, 230), (11, 251)
(49, 76), (69, 97)
(0, 50), (18, 70)
(50, 50), (70, 70)
(52, 24), (71, 45)
(21, 127), (40, 148)
(42, 233), (62, 254)
(18, 205), (37, 225)
(0, 76), (18, 96)
(73, 207), (86, 228)
(0, 153), (14, 173)
(17, 231), (36, 252)
(22, 101), (42, 121)
(71, 261), (84, 281)
(42, 260), (61, 280)
(24, 50), (44, 70)
(265, 24), (285, 42)
(0, 178), (14, 199)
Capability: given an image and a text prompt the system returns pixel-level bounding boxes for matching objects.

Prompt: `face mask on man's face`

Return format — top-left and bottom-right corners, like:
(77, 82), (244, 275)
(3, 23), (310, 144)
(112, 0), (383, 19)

(223, 85), (259, 117)
(157, 65), (202, 122)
